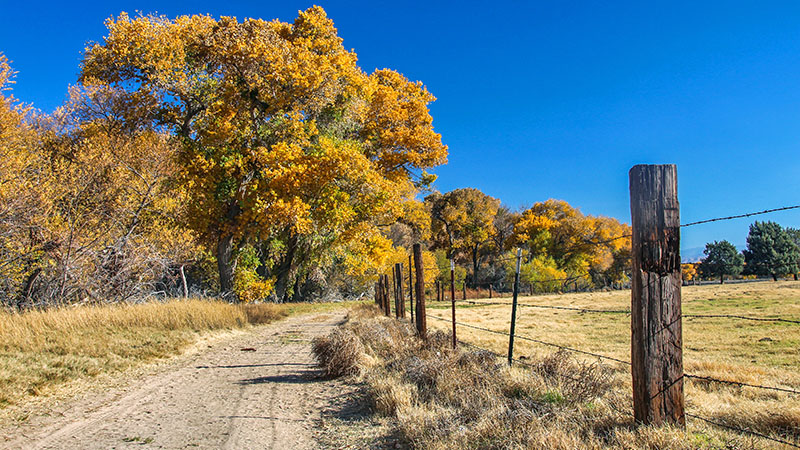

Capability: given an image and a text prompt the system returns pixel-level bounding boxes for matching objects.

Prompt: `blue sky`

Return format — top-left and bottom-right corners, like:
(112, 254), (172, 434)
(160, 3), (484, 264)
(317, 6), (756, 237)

(2, 1), (800, 255)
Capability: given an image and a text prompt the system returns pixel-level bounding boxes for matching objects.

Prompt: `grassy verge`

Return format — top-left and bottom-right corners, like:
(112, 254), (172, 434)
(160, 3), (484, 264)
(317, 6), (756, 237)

(314, 300), (796, 449)
(423, 281), (800, 448)
(0, 299), (364, 409)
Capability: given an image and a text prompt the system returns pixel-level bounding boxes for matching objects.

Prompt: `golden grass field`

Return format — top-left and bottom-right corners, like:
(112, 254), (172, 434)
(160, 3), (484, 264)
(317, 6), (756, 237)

(0, 299), (364, 411)
(422, 281), (800, 448)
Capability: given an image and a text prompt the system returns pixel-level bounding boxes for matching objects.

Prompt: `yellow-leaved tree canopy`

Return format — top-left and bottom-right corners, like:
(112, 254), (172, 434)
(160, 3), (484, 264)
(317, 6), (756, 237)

(80, 7), (447, 300)
(512, 199), (631, 287)
(426, 188), (500, 286)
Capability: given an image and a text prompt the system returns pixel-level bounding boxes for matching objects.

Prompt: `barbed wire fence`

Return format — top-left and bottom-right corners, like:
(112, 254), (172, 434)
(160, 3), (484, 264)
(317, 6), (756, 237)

(374, 166), (800, 448)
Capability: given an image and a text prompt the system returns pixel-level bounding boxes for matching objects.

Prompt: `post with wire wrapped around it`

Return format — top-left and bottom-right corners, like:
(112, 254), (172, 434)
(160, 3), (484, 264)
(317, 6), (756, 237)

(413, 243), (427, 338)
(629, 164), (684, 426)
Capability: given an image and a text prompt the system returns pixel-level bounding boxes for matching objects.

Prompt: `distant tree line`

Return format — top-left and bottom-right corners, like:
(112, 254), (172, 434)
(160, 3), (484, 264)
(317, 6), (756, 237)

(683, 221), (800, 284)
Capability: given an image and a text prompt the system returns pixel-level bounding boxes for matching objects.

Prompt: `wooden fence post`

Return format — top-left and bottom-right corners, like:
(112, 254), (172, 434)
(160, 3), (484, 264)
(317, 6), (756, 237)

(507, 248), (522, 365)
(450, 259), (457, 349)
(629, 164), (684, 426)
(378, 276), (384, 311)
(396, 263), (405, 319)
(413, 244), (427, 338)
(383, 274), (391, 317)
(408, 255), (414, 324)
(379, 275), (385, 313)
(392, 266), (399, 318)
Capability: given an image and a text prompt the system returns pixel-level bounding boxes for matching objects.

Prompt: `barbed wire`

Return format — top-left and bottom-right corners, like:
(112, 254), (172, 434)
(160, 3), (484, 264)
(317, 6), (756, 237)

(456, 339), (589, 383)
(460, 299), (631, 314)
(685, 374), (800, 395)
(460, 336), (800, 447)
(456, 300), (799, 324)
(427, 314), (631, 365)
(686, 412), (800, 448)
(683, 313), (800, 324)
(681, 205), (800, 227)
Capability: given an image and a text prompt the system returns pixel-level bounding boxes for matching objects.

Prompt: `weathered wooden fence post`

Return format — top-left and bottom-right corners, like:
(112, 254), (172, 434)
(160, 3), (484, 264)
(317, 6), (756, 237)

(507, 248), (522, 365)
(629, 164), (684, 426)
(408, 255), (414, 324)
(392, 265), (402, 319)
(395, 263), (405, 319)
(378, 276), (384, 310)
(413, 244), (427, 338)
(449, 259), (457, 349)
(383, 274), (391, 317)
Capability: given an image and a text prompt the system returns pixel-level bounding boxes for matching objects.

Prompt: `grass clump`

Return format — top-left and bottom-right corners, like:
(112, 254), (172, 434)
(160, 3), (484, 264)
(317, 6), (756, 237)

(314, 305), (766, 450)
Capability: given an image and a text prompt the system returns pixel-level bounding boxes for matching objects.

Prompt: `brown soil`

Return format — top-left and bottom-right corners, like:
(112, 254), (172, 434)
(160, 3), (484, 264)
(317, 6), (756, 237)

(0, 312), (368, 449)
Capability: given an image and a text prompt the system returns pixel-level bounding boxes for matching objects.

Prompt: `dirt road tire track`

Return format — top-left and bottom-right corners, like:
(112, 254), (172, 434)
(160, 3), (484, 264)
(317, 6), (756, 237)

(2, 312), (349, 449)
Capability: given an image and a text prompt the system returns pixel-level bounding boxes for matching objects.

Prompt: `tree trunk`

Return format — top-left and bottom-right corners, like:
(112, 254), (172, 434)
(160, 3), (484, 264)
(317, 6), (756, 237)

(180, 265), (188, 297)
(217, 233), (235, 299)
(720, 273), (724, 284)
(273, 233), (298, 302)
(471, 245), (479, 288)
(217, 201), (241, 300)
(772, 273), (778, 281)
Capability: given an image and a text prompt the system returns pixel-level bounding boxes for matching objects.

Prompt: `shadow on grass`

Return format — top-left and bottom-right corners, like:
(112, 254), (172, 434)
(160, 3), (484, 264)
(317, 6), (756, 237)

(317, 383), (408, 450)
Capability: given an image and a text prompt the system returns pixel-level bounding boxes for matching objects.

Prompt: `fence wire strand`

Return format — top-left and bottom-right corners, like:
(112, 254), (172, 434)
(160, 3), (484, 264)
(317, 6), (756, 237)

(461, 299), (631, 314)
(681, 205), (800, 227)
(458, 300), (799, 324)
(686, 412), (800, 448)
(685, 374), (800, 395)
(427, 314), (631, 365)
(683, 313), (800, 324)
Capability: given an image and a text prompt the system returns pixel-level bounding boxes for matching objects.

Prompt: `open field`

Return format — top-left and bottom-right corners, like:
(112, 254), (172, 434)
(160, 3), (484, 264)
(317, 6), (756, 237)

(421, 281), (800, 447)
(0, 299), (366, 412)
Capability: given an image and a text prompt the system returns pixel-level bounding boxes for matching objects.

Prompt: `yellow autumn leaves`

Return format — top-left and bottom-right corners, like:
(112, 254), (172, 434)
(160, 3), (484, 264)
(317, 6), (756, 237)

(80, 6), (447, 299)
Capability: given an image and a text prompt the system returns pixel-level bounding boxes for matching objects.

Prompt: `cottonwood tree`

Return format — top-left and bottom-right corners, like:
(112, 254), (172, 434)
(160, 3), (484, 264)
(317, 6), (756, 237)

(426, 188), (500, 286)
(699, 240), (744, 284)
(0, 54), (51, 307)
(512, 199), (630, 285)
(81, 7), (447, 300)
(743, 221), (799, 281)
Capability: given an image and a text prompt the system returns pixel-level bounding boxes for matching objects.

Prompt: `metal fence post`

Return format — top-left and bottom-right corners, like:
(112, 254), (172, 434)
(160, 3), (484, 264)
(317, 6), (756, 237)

(507, 248), (522, 365)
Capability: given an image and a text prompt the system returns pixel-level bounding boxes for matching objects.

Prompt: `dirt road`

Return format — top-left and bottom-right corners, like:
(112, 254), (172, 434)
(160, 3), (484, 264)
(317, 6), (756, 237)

(2, 312), (350, 449)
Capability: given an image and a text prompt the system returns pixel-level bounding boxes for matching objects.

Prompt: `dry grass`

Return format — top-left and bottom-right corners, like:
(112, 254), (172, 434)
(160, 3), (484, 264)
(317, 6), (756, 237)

(421, 281), (800, 448)
(0, 298), (365, 409)
(319, 283), (800, 449)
